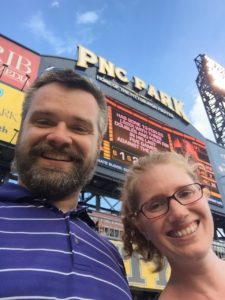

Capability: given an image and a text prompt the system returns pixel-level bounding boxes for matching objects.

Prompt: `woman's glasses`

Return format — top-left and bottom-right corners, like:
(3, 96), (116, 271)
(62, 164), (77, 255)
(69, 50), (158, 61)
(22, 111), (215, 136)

(134, 183), (206, 219)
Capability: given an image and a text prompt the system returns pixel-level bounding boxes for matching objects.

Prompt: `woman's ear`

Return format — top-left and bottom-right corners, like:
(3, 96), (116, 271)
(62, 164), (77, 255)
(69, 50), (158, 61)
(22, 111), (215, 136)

(134, 216), (150, 241)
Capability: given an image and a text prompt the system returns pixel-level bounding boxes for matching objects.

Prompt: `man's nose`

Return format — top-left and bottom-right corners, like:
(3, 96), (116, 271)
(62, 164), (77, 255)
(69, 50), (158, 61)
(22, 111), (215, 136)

(46, 123), (73, 146)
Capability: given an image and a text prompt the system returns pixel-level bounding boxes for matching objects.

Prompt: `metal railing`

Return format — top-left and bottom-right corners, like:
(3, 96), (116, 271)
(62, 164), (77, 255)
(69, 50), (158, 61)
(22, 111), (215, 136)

(212, 240), (225, 259)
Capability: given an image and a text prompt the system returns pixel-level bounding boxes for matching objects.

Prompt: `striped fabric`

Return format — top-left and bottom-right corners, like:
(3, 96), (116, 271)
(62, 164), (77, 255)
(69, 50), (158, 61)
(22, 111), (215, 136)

(0, 183), (132, 300)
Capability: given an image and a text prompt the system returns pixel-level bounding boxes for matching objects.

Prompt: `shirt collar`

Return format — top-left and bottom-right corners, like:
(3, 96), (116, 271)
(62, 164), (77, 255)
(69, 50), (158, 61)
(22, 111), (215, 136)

(0, 182), (96, 229)
(0, 182), (32, 201)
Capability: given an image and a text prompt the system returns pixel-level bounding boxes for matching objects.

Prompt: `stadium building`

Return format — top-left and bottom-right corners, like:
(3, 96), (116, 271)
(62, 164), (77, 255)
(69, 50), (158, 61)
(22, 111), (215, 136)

(0, 34), (225, 299)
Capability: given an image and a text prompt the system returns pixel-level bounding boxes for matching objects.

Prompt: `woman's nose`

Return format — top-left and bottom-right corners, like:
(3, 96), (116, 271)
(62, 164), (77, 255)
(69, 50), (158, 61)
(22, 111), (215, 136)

(167, 198), (189, 222)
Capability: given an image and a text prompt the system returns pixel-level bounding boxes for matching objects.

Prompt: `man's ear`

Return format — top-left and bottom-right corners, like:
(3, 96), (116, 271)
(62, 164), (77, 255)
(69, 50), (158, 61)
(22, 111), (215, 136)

(98, 135), (104, 148)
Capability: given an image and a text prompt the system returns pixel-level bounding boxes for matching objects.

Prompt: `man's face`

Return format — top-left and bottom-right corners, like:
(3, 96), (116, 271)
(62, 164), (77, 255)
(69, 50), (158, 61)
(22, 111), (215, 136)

(15, 82), (101, 200)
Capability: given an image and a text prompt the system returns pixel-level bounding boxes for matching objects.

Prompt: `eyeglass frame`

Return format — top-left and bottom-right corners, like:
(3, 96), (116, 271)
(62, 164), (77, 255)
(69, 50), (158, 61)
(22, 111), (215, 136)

(133, 183), (207, 220)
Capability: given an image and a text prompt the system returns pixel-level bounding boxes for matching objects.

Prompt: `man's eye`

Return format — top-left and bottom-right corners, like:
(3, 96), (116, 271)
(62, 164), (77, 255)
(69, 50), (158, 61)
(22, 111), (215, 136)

(71, 125), (91, 134)
(35, 119), (53, 127)
(72, 126), (86, 132)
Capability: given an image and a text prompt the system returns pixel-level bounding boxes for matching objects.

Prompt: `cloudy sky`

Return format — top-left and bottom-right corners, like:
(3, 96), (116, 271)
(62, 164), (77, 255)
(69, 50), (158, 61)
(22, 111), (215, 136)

(1, 0), (225, 141)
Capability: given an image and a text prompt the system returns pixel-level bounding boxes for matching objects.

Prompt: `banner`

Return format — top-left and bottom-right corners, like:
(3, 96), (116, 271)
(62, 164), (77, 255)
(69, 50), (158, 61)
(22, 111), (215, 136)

(0, 82), (23, 144)
(112, 240), (170, 291)
(0, 35), (40, 90)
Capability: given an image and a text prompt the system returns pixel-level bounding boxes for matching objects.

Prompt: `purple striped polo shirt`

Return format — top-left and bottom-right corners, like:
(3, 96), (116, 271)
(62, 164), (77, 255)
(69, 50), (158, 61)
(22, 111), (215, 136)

(0, 182), (132, 300)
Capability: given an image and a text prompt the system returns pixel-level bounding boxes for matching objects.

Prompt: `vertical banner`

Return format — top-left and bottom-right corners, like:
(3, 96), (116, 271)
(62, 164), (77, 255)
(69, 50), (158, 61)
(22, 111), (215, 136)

(0, 82), (24, 144)
(206, 140), (225, 207)
(112, 240), (170, 291)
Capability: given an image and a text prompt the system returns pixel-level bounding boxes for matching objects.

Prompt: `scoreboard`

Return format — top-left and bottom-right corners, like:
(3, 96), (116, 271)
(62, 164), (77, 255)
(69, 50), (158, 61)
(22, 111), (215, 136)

(98, 96), (222, 207)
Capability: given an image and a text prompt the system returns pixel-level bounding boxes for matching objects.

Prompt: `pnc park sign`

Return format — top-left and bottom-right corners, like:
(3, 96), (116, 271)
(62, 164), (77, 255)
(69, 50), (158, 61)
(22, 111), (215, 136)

(76, 45), (189, 122)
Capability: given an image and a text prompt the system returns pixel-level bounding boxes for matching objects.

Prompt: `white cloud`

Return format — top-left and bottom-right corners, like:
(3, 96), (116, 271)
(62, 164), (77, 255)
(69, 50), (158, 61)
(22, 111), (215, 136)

(189, 94), (216, 141)
(24, 12), (76, 55)
(76, 11), (100, 24)
(51, 1), (59, 8)
(26, 12), (47, 34)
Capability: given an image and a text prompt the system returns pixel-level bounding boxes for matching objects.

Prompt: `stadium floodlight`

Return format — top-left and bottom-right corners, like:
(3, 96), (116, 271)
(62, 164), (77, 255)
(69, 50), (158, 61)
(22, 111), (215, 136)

(195, 54), (225, 147)
(204, 55), (225, 92)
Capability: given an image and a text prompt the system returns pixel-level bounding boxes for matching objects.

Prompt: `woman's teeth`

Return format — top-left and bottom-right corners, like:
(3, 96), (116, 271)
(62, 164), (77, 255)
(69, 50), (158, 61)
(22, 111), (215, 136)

(168, 221), (198, 238)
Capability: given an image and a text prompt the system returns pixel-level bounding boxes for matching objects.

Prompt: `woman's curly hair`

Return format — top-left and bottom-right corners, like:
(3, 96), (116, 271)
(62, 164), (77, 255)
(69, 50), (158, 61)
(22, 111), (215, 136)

(120, 150), (203, 272)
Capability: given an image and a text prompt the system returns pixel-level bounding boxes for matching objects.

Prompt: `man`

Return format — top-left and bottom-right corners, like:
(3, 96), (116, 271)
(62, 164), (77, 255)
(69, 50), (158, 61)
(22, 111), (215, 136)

(0, 69), (132, 299)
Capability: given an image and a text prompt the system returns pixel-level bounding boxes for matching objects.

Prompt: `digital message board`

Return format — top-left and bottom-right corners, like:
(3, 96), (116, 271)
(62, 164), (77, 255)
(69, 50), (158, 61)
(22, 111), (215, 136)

(98, 96), (222, 207)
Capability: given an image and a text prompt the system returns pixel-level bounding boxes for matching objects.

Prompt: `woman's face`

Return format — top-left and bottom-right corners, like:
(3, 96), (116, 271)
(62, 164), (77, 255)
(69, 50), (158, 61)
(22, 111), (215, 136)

(134, 163), (214, 265)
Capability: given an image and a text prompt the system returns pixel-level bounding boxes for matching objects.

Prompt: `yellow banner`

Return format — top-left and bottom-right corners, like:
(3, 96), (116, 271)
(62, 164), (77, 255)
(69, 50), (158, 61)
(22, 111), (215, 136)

(112, 240), (170, 291)
(0, 82), (24, 144)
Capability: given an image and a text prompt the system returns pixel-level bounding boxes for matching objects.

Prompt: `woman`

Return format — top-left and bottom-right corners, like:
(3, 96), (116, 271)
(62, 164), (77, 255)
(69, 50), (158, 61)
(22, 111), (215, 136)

(121, 150), (225, 300)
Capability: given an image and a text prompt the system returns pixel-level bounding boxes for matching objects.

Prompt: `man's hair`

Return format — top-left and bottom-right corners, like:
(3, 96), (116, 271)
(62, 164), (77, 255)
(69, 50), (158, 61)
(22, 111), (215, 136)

(120, 150), (203, 272)
(21, 68), (108, 137)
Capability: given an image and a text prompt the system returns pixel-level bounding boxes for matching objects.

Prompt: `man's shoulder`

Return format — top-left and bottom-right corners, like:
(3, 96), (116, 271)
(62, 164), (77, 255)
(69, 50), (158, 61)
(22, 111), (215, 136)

(76, 207), (96, 229)
(0, 182), (32, 203)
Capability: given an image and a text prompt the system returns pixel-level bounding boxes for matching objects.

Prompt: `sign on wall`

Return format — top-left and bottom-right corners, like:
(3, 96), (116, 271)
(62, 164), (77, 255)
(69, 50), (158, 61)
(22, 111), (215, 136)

(113, 240), (170, 291)
(0, 82), (23, 144)
(206, 140), (225, 203)
(0, 35), (40, 90)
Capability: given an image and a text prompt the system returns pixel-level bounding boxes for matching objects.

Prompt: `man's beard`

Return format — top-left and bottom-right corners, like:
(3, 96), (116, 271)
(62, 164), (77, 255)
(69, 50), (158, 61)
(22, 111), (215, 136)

(14, 141), (98, 201)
